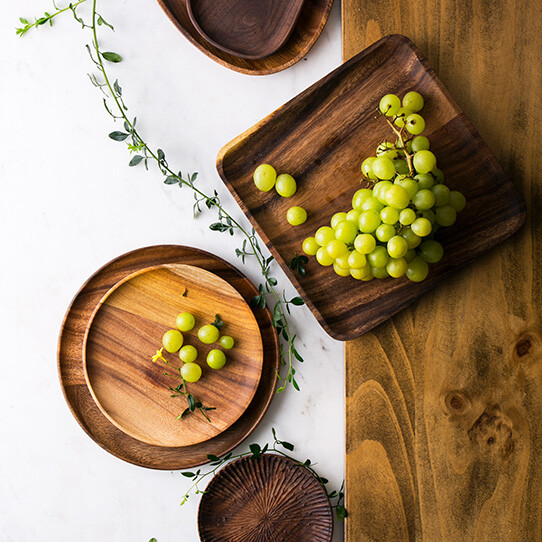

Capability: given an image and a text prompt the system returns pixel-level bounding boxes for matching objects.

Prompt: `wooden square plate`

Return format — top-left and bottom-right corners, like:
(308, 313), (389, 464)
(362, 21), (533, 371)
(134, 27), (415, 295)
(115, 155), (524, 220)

(216, 34), (526, 341)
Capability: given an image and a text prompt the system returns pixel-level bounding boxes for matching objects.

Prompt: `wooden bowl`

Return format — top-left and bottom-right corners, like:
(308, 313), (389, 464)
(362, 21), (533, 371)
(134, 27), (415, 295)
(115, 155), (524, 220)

(58, 245), (279, 469)
(198, 454), (333, 541)
(186, 0), (305, 60)
(83, 263), (263, 448)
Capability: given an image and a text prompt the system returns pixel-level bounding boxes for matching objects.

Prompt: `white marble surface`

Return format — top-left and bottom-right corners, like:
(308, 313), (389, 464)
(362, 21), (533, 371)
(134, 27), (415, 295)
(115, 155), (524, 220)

(1, 1), (344, 540)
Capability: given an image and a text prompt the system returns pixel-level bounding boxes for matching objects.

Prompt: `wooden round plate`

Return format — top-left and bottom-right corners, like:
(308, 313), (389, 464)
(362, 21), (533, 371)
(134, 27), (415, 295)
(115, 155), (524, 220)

(198, 454), (333, 541)
(58, 245), (279, 469)
(83, 263), (264, 447)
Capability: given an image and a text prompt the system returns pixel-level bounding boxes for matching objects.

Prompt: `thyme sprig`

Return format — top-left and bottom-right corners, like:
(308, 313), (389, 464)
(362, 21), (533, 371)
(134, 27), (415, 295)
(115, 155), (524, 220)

(17, 0), (305, 393)
(180, 428), (346, 521)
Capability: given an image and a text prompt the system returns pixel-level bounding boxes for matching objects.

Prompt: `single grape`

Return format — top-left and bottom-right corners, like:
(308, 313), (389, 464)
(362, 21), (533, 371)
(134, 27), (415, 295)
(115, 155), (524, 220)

(333, 263), (351, 277)
(401, 227), (422, 249)
(350, 266), (370, 280)
(372, 156), (396, 180)
(432, 168), (445, 183)
(394, 107), (413, 128)
(179, 345), (198, 363)
(372, 266), (390, 279)
(412, 189), (436, 210)
(387, 235), (408, 258)
(326, 239), (348, 259)
(404, 249), (417, 263)
(352, 188), (374, 209)
(302, 236), (319, 256)
(414, 173), (435, 190)
(335, 251), (351, 269)
(207, 349), (226, 370)
(411, 217), (432, 237)
(358, 210), (382, 233)
(375, 224), (396, 242)
(435, 205), (457, 226)
(361, 196), (385, 212)
(368, 245), (389, 268)
(361, 157), (378, 180)
(380, 206), (400, 225)
(393, 159), (409, 175)
(405, 114), (426, 135)
(287, 206), (307, 226)
(162, 329), (184, 353)
(386, 257), (408, 278)
(335, 220), (358, 244)
(399, 208), (416, 225)
(402, 91), (424, 112)
(432, 184), (451, 206)
(346, 209), (362, 223)
(181, 362), (202, 382)
(315, 226), (335, 246)
(354, 233), (377, 254)
(348, 250), (367, 269)
(420, 209), (436, 223)
(316, 247), (334, 266)
(373, 181), (393, 205)
(376, 141), (399, 160)
(419, 240), (444, 263)
(449, 191), (467, 212)
(411, 135), (430, 152)
(253, 164), (276, 192)
(275, 173), (297, 197)
(379, 94), (401, 116)
(198, 324), (220, 344)
(176, 312), (195, 332)
(219, 335), (235, 349)
(406, 257), (429, 282)
(331, 212), (348, 229)
(385, 185), (410, 209)
(413, 150), (436, 174)
(395, 177), (419, 199)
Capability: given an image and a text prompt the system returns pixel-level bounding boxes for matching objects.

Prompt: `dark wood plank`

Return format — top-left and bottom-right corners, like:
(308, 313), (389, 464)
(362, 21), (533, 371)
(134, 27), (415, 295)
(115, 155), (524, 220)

(343, 1), (542, 540)
(217, 35), (525, 341)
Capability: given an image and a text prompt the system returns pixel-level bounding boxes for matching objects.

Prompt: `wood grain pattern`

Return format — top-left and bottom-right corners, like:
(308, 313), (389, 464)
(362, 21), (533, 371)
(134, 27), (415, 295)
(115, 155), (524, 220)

(186, 0), (305, 60)
(217, 35), (525, 341)
(84, 264), (263, 447)
(198, 454), (333, 541)
(343, 2), (542, 541)
(155, 0), (332, 75)
(58, 245), (279, 469)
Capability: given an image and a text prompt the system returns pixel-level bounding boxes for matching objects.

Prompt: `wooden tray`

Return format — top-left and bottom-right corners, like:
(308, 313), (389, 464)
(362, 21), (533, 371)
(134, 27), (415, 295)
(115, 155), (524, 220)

(58, 245), (279, 469)
(155, 0), (333, 75)
(83, 264), (263, 448)
(216, 34), (526, 341)
(198, 454), (333, 541)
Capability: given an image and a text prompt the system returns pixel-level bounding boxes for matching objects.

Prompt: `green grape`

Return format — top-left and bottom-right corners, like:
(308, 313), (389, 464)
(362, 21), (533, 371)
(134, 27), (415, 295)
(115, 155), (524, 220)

(219, 335), (235, 349)
(385, 185), (410, 209)
(348, 250), (367, 269)
(350, 265), (371, 280)
(275, 174), (297, 197)
(394, 107), (413, 128)
(419, 240), (444, 263)
(162, 329), (184, 353)
(404, 249), (417, 263)
(333, 263), (351, 277)
(387, 235), (408, 258)
(316, 247), (334, 266)
(176, 312), (195, 332)
(315, 226), (335, 246)
(432, 184), (450, 206)
(379, 94), (401, 116)
(326, 239), (348, 259)
(335, 251), (351, 269)
(449, 191), (467, 212)
(286, 206), (307, 226)
(396, 138), (413, 153)
(207, 349), (226, 369)
(373, 181), (393, 204)
(335, 220), (358, 243)
(372, 157), (396, 180)
(402, 91), (424, 112)
(412, 188), (436, 210)
(331, 212), (347, 229)
(346, 209), (362, 223)
(411, 135), (430, 152)
(411, 217), (432, 237)
(361, 270), (375, 281)
(420, 209), (436, 223)
(395, 178), (418, 199)
(361, 196), (385, 212)
(352, 188), (374, 209)
(386, 257), (408, 278)
(358, 210), (382, 233)
(413, 150), (436, 174)
(406, 257), (429, 282)
(179, 345), (198, 363)
(432, 168), (445, 183)
(361, 157), (378, 180)
(372, 266), (390, 279)
(198, 324), (220, 344)
(393, 159), (409, 175)
(405, 114), (426, 135)
(354, 233), (377, 254)
(435, 205), (457, 226)
(380, 206), (400, 225)
(302, 236), (319, 256)
(414, 173), (435, 190)
(399, 208), (416, 225)
(181, 362), (202, 382)
(401, 227), (422, 249)
(253, 164), (277, 192)
(376, 141), (399, 160)
(368, 245), (389, 268)
(376, 224), (396, 242)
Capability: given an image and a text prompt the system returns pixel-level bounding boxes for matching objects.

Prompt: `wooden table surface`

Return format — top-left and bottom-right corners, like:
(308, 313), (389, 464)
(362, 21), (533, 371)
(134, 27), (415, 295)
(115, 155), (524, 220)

(343, 1), (542, 540)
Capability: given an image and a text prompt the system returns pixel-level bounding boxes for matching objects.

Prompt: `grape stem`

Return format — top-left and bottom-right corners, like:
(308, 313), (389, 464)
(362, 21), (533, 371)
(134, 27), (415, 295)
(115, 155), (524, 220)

(383, 116), (415, 176)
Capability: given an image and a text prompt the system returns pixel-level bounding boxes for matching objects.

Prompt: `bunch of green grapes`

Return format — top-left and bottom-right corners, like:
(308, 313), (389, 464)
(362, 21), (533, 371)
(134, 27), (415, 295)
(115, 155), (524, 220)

(302, 91), (466, 283)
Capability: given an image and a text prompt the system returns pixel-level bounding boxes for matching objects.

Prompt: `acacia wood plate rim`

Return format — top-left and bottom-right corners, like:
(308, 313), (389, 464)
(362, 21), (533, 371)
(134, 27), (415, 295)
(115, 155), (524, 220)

(57, 245), (280, 470)
(82, 262), (264, 448)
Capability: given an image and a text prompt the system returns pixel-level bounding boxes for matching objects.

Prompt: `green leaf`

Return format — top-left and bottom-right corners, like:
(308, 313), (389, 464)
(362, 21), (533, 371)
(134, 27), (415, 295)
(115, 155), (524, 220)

(157, 148), (165, 161)
(102, 51), (122, 63)
(181, 472), (195, 478)
(108, 131), (128, 141)
(280, 441), (294, 452)
(129, 155), (144, 166)
(290, 297), (305, 306)
(335, 505), (347, 521)
(187, 394), (196, 411)
(149, 539), (157, 542)
(209, 222), (229, 232)
(207, 454), (220, 461)
(19, 17), (29, 24)
(292, 378), (300, 391)
(249, 443), (261, 458)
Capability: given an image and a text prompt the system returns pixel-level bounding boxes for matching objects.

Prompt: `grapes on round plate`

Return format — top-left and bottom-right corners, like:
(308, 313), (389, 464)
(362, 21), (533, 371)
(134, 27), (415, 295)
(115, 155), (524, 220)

(207, 349), (227, 370)
(181, 362), (202, 383)
(219, 335), (235, 349)
(162, 329), (184, 353)
(198, 324), (220, 344)
(179, 345), (198, 363)
(176, 312), (195, 332)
